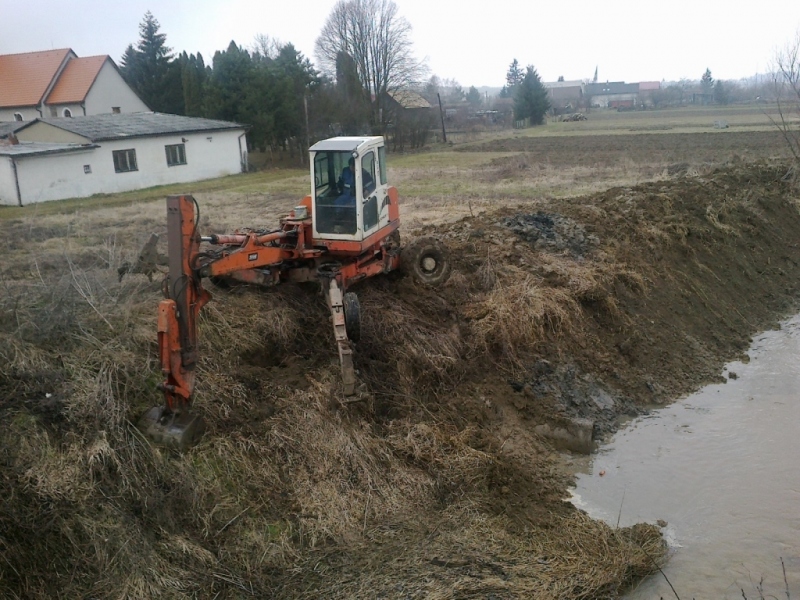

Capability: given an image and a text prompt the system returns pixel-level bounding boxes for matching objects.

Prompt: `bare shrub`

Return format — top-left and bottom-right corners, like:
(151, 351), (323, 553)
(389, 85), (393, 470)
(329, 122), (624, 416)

(770, 29), (800, 170)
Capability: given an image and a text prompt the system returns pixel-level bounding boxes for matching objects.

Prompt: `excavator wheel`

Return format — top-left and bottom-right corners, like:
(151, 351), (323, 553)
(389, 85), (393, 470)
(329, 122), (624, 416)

(401, 237), (452, 287)
(343, 291), (361, 342)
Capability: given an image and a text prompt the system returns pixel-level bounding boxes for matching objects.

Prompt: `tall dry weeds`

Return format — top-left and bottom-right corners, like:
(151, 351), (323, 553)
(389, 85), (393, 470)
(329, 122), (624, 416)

(466, 268), (580, 368)
(0, 173), (683, 598)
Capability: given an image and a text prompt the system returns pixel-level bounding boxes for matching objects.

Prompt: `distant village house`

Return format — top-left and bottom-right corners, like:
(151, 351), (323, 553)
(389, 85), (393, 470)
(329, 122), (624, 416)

(584, 82), (641, 109)
(0, 49), (150, 122)
(543, 80), (583, 112)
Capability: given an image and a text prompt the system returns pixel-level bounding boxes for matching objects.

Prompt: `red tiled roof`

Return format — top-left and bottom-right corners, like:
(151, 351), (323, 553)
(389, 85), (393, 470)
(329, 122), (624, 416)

(46, 55), (108, 104)
(638, 81), (661, 91)
(0, 49), (74, 108)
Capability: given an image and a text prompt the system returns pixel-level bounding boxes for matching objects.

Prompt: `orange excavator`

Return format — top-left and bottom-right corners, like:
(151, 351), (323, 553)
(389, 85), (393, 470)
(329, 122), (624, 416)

(139, 136), (450, 448)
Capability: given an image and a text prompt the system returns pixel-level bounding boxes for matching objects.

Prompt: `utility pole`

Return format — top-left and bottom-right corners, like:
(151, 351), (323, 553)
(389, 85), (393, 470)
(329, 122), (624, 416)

(303, 93), (310, 166)
(437, 93), (447, 143)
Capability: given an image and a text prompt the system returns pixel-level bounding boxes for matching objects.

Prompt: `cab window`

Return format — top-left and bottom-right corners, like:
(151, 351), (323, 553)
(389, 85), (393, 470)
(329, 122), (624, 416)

(378, 146), (388, 185)
(362, 151), (376, 196)
(314, 150), (357, 235)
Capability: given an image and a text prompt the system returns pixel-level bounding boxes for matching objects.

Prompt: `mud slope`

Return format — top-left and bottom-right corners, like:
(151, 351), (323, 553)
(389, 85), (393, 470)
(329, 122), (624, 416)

(1, 162), (799, 599)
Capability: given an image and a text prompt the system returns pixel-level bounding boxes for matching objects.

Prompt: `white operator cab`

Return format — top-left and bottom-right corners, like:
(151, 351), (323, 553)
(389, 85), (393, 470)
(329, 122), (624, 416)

(308, 136), (392, 242)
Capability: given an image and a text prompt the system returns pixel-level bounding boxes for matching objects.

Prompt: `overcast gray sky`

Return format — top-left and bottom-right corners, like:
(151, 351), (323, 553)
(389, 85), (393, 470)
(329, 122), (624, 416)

(1, 0), (797, 86)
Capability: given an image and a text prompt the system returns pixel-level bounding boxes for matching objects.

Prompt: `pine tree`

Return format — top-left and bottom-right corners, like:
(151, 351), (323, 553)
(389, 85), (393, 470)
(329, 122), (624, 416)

(701, 68), (714, 93)
(181, 52), (207, 117)
(713, 79), (729, 105)
(513, 65), (550, 125)
(120, 12), (183, 113)
(466, 86), (482, 108)
(506, 59), (524, 91)
(272, 44), (320, 153)
(205, 41), (256, 124)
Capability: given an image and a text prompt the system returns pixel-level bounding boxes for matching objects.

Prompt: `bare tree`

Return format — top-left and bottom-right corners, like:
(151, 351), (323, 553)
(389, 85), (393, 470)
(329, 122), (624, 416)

(315, 0), (427, 131)
(770, 30), (800, 166)
(252, 33), (281, 61)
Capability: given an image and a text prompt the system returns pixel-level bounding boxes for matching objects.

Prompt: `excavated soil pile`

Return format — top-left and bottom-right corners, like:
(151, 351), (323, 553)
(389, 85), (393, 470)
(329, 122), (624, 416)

(1, 162), (799, 599)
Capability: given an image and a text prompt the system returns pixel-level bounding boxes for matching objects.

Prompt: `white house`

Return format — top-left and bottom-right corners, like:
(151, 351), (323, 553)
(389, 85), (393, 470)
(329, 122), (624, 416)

(0, 49), (149, 122)
(0, 113), (248, 206)
(584, 82), (640, 109)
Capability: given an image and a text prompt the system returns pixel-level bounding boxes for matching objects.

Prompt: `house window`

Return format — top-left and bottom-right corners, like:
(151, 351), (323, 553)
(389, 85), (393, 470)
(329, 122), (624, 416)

(113, 149), (138, 173)
(63, 108), (72, 118)
(112, 107), (121, 114)
(165, 143), (186, 166)
(50, 107), (58, 117)
(13, 113), (23, 122)
(84, 165), (92, 174)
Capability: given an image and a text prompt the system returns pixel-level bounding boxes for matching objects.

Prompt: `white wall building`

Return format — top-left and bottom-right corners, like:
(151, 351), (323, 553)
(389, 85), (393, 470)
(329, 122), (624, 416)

(1, 113), (248, 206)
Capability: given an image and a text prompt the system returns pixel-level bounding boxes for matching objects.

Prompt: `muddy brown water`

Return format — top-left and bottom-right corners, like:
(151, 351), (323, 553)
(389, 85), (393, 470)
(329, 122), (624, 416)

(570, 315), (800, 599)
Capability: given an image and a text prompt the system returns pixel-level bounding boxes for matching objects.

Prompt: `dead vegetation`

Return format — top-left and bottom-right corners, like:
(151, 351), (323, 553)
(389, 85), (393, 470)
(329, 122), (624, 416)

(3, 155), (800, 598)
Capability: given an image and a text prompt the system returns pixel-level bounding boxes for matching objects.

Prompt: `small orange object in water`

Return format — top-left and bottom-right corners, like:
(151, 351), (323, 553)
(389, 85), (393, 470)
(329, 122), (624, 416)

(599, 470), (606, 476)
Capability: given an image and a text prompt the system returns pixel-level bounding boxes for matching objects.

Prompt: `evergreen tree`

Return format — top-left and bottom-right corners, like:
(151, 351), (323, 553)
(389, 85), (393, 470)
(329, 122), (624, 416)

(421, 75), (441, 105)
(465, 86), (482, 108)
(446, 84), (465, 103)
(513, 65), (550, 125)
(181, 52), (207, 117)
(701, 68), (714, 93)
(272, 44), (320, 153)
(205, 41), (257, 125)
(713, 79), (730, 105)
(120, 12), (183, 113)
(506, 59), (524, 91)
(120, 44), (139, 77)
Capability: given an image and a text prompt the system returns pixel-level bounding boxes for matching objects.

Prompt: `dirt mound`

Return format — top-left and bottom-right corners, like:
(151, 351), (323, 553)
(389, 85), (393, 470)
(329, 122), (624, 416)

(3, 161), (800, 598)
(501, 212), (599, 257)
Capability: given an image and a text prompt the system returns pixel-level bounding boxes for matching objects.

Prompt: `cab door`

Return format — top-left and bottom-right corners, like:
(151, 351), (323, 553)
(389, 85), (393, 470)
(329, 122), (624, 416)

(359, 145), (390, 237)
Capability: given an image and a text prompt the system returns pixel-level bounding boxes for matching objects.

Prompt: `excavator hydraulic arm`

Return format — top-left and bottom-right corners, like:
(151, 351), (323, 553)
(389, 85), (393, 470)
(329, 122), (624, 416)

(136, 188), (427, 449)
(139, 195), (210, 449)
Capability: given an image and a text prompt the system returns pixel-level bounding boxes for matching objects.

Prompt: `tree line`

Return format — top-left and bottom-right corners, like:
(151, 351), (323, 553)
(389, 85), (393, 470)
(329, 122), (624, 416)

(119, 2), (431, 156)
(119, 5), (792, 160)
(121, 13), (322, 156)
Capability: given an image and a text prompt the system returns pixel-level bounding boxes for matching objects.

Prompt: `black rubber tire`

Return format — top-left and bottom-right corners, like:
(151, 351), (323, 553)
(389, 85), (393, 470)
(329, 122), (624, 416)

(343, 291), (361, 342)
(401, 237), (452, 287)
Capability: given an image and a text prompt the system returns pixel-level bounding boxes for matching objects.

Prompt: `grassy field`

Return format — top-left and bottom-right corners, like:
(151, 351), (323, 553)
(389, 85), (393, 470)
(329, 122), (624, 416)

(2, 104), (793, 225)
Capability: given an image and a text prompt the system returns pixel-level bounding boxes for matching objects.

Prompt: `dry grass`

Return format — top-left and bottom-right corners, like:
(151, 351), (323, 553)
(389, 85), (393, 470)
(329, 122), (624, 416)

(468, 271), (579, 366)
(14, 122), (796, 597)
(0, 206), (667, 597)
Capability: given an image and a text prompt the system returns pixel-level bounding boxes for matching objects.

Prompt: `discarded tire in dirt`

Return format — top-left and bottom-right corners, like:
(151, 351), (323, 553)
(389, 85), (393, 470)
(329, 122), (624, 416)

(401, 237), (452, 286)
(343, 291), (361, 342)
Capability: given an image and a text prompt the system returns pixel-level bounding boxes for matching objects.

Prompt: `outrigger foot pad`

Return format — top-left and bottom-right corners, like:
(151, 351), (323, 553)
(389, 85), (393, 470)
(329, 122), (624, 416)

(138, 406), (205, 450)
